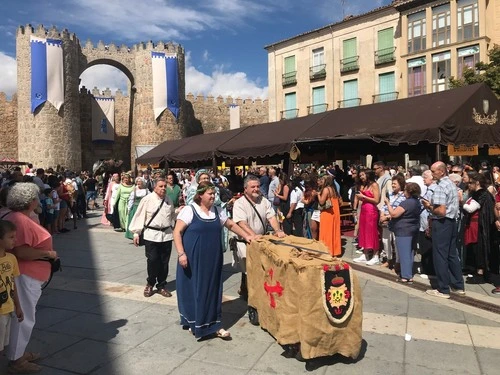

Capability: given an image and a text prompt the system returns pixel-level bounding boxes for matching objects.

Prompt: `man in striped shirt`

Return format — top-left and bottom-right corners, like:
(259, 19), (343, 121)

(422, 161), (465, 299)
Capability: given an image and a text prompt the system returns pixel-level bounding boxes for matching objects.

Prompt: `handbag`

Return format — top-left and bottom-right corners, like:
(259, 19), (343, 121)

(138, 199), (165, 246)
(318, 199), (332, 211)
(273, 196), (280, 206)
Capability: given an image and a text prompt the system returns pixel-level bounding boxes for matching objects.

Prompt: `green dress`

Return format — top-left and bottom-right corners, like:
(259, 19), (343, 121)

(166, 184), (181, 207)
(115, 183), (134, 231)
(125, 187), (150, 240)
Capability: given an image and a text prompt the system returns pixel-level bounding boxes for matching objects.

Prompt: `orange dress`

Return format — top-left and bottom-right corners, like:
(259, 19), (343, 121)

(319, 197), (341, 256)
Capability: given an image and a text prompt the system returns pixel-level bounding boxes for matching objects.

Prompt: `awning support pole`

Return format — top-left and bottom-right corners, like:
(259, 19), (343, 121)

(212, 152), (218, 177)
(435, 144), (441, 161)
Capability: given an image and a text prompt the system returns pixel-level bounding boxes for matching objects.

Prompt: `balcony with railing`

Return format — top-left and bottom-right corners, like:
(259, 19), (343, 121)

(372, 92), (399, 103)
(307, 103), (328, 115)
(309, 64), (326, 80)
(374, 47), (396, 65)
(340, 56), (359, 73)
(337, 98), (361, 108)
(282, 71), (297, 86)
(280, 108), (299, 120)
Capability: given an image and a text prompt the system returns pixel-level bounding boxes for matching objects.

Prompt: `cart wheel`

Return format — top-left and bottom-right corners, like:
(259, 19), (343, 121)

(248, 306), (259, 326)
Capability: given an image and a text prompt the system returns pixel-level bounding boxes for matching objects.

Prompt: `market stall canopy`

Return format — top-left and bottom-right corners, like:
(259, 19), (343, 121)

(298, 83), (500, 146)
(168, 127), (246, 163)
(135, 137), (192, 164)
(216, 111), (330, 159)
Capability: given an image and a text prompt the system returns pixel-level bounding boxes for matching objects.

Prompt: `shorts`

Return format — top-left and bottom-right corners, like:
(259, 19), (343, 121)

(0, 313), (12, 352)
(86, 191), (97, 201)
(60, 200), (68, 209)
(45, 212), (54, 225)
(311, 209), (321, 222)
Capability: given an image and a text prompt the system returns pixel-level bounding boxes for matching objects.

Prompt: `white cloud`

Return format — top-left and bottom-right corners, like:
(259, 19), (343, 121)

(202, 50), (209, 62)
(185, 52), (267, 99)
(0, 52), (17, 97)
(79, 65), (129, 95)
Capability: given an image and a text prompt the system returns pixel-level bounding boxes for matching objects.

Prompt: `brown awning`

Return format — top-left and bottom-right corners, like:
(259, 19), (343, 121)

(216, 111), (330, 159)
(135, 137), (192, 164)
(168, 127), (247, 163)
(298, 83), (500, 146)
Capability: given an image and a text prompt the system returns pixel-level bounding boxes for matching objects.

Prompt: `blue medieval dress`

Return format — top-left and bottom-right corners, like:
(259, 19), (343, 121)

(176, 205), (224, 338)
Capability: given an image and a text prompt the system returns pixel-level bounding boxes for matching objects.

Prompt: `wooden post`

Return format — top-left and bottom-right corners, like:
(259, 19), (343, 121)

(435, 144), (441, 161)
(212, 152), (218, 177)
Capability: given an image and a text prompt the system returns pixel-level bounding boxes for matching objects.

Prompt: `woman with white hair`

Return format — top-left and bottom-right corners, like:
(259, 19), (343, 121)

(0, 183), (58, 374)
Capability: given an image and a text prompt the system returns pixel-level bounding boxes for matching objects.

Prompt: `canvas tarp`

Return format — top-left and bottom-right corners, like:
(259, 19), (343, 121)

(298, 83), (500, 146)
(135, 137), (192, 164)
(247, 236), (362, 360)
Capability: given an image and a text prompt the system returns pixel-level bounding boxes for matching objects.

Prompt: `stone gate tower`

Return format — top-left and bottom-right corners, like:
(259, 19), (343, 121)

(16, 24), (187, 171)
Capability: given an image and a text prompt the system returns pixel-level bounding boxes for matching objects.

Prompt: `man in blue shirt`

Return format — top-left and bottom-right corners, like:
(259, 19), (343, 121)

(422, 161), (465, 299)
(259, 167), (270, 199)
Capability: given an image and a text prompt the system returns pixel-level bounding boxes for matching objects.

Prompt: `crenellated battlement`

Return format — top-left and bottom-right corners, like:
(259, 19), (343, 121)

(17, 24), (78, 42)
(186, 93), (268, 106)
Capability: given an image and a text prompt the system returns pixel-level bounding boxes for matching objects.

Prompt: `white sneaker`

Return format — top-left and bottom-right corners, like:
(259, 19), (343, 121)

(419, 274), (429, 279)
(425, 289), (450, 299)
(353, 254), (367, 263)
(366, 256), (380, 266)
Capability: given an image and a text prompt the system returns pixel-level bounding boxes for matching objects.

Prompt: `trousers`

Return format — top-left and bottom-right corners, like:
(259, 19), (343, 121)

(145, 240), (173, 290)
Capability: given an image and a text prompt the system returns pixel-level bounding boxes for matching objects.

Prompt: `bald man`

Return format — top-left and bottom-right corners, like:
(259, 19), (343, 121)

(422, 161), (465, 299)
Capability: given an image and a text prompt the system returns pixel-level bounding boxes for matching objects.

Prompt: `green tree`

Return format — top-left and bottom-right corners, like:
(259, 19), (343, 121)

(449, 44), (500, 97)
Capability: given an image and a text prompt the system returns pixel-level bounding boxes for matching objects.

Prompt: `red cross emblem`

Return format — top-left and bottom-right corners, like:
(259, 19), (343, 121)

(263, 268), (283, 309)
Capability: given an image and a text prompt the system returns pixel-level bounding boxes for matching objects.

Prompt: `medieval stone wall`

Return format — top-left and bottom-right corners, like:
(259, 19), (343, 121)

(5, 24), (269, 171)
(187, 94), (268, 134)
(0, 94), (18, 159)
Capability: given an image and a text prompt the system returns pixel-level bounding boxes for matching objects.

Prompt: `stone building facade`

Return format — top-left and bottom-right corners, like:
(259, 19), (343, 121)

(2, 24), (268, 171)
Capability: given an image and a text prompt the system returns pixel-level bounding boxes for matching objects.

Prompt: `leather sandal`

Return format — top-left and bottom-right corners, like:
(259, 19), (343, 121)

(216, 328), (231, 340)
(143, 285), (154, 297)
(7, 361), (42, 374)
(22, 352), (41, 362)
(158, 288), (172, 297)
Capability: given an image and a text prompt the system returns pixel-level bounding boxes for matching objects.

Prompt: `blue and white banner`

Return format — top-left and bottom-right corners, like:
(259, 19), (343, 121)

(30, 36), (64, 113)
(151, 52), (179, 120)
(91, 97), (115, 142)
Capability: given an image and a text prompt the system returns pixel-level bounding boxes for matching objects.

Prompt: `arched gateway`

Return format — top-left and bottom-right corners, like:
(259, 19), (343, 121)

(16, 24), (189, 171)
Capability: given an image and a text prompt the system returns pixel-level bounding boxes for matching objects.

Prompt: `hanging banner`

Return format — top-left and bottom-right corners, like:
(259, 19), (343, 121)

(30, 36), (64, 113)
(229, 104), (240, 129)
(488, 145), (500, 155)
(92, 97), (115, 142)
(151, 52), (179, 120)
(447, 144), (478, 156)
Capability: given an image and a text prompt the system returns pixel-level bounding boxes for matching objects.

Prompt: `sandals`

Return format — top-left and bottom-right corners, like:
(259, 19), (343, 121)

(22, 352), (41, 362)
(143, 285), (154, 297)
(7, 361), (42, 374)
(396, 278), (414, 284)
(158, 288), (172, 297)
(216, 328), (231, 340)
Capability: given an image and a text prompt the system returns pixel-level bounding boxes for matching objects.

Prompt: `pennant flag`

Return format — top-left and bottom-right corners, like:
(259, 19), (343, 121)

(91, 97), (115, 142)
(229, 104), (241, 129)
(30, 36), (64, 113)
(151, 52), (180, 120)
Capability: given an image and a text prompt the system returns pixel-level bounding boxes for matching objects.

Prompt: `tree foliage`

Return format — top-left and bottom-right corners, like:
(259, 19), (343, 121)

(449, 44), (500, 97)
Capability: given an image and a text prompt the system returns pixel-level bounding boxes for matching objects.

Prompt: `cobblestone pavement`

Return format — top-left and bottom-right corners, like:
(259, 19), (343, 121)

(1, 209), (500, 374)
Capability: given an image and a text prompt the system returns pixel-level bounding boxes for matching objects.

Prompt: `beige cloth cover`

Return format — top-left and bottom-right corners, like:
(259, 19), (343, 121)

(247, 235), (363, 360)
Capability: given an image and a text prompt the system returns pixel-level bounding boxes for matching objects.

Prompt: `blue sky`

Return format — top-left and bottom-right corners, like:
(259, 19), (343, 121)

(0, 0), (390, 99)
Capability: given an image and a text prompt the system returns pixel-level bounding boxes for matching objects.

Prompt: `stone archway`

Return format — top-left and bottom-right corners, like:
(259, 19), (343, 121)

(16, 24), (187, 171)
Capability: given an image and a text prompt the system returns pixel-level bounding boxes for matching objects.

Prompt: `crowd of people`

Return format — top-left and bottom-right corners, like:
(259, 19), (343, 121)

(1, 157), (500, 368)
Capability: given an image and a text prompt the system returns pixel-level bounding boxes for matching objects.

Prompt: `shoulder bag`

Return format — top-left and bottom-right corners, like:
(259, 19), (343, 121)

(139, 199), (165, 246)
(243, 195), (268, 234)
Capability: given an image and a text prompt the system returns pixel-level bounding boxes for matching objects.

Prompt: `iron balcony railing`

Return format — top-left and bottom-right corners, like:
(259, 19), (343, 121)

(340, 56), (359, 73)
(280, 108), (299, 120)
(307, 103), (328, 114)
(337, 98), (361, 108)
(372, 91), (399, 103)
(309, 64), (326, 80)
(282, 71), (297, 86)
(374, 47), (396, 65)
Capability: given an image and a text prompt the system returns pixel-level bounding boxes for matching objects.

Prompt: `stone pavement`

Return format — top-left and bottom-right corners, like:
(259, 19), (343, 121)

(1, 210), (500, 375)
